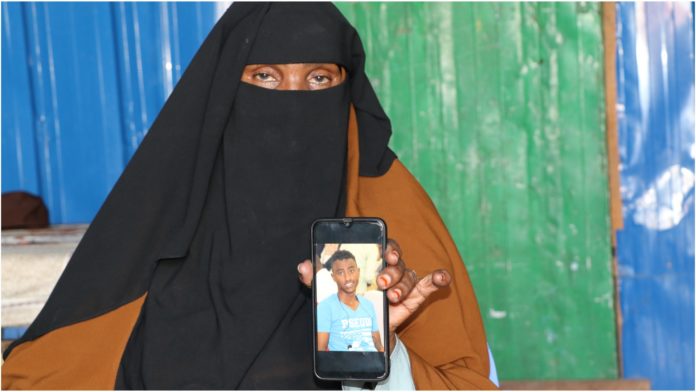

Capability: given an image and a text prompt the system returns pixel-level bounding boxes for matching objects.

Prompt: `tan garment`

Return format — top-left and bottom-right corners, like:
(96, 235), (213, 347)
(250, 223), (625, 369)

(344, 108), (496, 389)
(2, 107), (496, 390)
(2, 295), (145, 389)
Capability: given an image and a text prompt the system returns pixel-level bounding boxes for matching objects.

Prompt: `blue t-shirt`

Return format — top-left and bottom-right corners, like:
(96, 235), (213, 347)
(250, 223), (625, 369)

(317, 294), (380, 352)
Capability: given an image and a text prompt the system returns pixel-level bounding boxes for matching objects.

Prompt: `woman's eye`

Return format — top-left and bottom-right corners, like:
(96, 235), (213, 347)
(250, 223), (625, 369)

(253, 72), (277, 82)
(310, 74), (331, 84)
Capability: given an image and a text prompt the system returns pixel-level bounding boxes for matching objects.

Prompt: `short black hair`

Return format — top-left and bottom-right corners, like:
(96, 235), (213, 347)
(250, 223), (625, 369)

(324, 249), (356, 271)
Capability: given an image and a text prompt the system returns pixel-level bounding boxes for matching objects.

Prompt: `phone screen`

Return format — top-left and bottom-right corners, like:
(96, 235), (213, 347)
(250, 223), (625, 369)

(312, 218), (389, 381)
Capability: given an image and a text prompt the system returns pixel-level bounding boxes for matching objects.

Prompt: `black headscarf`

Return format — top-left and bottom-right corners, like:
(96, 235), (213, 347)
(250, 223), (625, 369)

(4, 2), (396, 389)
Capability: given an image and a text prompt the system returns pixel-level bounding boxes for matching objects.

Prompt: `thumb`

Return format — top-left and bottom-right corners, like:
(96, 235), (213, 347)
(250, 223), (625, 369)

(298, 259), (314, 287)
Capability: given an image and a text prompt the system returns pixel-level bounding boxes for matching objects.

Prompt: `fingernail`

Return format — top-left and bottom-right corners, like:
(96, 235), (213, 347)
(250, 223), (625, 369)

(379, 275), (391, 287)
(297, 264), (302, 273)
(392, 289), (401, 301)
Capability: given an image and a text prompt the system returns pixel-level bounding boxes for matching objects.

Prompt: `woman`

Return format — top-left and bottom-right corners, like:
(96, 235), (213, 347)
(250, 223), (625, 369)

(2, 3), (496, 390)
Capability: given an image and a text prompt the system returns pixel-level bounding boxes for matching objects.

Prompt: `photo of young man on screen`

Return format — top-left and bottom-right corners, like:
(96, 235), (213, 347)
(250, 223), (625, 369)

(316, 249), (384, 352)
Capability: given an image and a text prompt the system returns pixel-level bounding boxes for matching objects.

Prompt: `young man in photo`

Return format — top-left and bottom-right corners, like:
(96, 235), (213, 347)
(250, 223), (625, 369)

(317, 250), (384, 352)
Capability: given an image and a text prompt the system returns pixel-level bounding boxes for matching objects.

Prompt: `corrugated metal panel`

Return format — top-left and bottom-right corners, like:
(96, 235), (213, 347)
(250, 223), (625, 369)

(615, 2), (695, 389)
(336, 3), (617, 380)
(1, 2), (219, 223)
(2, 3), (41, 196)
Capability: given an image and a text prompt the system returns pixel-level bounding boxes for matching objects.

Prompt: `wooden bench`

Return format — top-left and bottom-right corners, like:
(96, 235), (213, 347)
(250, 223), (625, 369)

(501, 379), (651, 390)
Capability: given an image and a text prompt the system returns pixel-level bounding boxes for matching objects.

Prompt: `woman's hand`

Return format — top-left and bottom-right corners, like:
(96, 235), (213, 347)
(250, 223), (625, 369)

(298, 239), (451, 354)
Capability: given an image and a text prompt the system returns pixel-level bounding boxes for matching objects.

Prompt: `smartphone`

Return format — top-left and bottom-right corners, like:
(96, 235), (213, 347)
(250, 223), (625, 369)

(311, 218), (389, 381)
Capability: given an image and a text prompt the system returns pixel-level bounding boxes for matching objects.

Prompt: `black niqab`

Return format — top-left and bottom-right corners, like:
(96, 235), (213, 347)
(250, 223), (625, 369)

(118, 82), (350, 388)
(5, 3), (396, 389)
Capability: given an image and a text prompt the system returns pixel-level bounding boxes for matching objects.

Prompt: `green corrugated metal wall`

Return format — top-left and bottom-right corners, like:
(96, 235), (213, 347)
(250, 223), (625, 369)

(336, 2), (617, 380)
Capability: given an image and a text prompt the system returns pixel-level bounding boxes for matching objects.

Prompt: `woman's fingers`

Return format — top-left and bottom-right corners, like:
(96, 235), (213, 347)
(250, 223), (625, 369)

(297, 259), (313, 287)
(430, 269), (452, 288)
(387, 269), (452, 332)
(403, 269), (452, 309)
(415, 269), (451, 296)
(384, 239), (402, 266)
(386, 268), (418, 303)
(377, 242), (405, 291)
(378, 238), (405, 290)
(377, 259), (405, 289)
(380, 240), (424, 302)
(386, 268), (449, 305)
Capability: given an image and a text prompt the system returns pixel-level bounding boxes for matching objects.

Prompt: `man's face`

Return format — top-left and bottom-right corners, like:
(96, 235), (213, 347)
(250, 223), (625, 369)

(331, 258), (360, 295)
